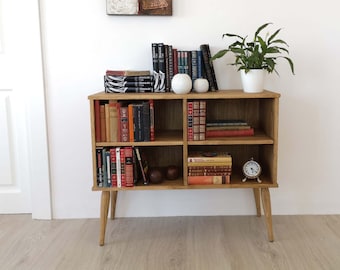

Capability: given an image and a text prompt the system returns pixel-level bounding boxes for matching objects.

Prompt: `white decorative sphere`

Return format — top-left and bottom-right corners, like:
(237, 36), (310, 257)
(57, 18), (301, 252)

(193, 78), (209, 93)
(171, 73), (192, 94)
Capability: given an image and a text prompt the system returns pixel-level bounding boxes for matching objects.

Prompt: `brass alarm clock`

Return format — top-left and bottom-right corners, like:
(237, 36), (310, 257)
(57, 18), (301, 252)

(242, 158), (262, 183)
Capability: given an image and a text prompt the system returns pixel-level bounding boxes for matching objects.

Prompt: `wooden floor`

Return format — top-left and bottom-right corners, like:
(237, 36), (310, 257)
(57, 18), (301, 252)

(1, 215), (340, 270)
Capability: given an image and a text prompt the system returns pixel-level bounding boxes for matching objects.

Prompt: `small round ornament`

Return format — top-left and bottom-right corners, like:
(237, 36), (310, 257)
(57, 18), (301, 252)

(171, 73), (192, 94)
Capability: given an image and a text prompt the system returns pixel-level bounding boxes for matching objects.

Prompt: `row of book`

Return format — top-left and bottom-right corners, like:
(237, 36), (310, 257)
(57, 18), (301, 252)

(187, 100), (206, 141)
(151, 43), (218, 92)
(94, 99), (154, 142)
(205, 119), (255, 137)
(187, 151), (232, 185)
(96, 146), (148, 188)
(104, 70), (154, 93)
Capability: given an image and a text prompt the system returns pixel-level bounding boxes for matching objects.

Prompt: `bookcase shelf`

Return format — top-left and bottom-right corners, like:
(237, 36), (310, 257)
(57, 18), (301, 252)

(88, 89), (280, 245)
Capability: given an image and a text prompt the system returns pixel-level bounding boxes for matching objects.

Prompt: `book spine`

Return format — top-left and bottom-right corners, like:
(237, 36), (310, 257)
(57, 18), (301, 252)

(120, 147), (126, 187)
(164, 44), (171, 92)
(142, 101), (150, 141)
(206, 128), (255, 137)
(120, 106), (129, 142)
(200, 44), (218, 91)
(187, 101), (194, 141)
(193, 101), (200, 141)
(128, 104), (134, 142)
(106, 70), (150, 76)
(116, 147), (121, 188)
(110, 148), (117, 187)
(109, 100), (118, 142)
(96, 147), (104, 187)
(124, 146), (134, 187)
(100, 104), (106, 142)
(94, 100), (101, 142)
(172, 48), (178, 77)
(188, 175), (229, 185)
(188, 162), (232, 167)
(102, 148), (108, 187)
(149, 99), (155, 141)
(191, 50), (198, 81)
(105, 86), (153, 93)
(152, 43), (160, 92)
(105, 150), (111, 187)
(134, 147), (148, 185)
(199, 100), (206, 140)
(133, 104), (144, 142)
(105, 103), (110, 142)
(157, 43), (166, 92)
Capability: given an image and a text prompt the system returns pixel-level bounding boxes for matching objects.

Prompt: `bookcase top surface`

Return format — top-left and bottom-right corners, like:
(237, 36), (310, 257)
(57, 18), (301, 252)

(88, 90), (280, 100)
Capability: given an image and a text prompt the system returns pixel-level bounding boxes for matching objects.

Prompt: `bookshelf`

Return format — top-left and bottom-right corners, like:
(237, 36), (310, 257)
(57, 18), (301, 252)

(88, 90), (280, 245)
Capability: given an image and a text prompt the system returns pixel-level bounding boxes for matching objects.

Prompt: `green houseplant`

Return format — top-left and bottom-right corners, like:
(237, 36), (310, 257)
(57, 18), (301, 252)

(211, 23), (295, 92)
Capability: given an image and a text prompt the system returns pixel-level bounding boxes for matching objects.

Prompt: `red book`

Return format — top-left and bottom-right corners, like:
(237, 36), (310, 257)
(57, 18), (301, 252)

(199, 100), (206, 140)
(120, 147), (126, 187)
(110, 148), (117, 187)
(206, 128), (254, 137)
(94, 100), (101, 142)
(193, 101), (200, 141)
(124, 147), (134, 187)
(188, 175), (230, 185)
(119, 106), (129, 142)
(105, 70), (150, 76)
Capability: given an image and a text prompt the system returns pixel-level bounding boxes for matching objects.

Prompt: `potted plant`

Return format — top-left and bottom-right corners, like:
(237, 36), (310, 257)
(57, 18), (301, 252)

(211, 23), (295, 93)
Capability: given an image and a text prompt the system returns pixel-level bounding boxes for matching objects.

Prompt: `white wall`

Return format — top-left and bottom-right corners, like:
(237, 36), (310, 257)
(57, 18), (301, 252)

(40, 0), (340, 218)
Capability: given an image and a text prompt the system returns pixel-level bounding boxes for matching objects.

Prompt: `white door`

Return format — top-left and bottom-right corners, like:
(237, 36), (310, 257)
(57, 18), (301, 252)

(0, 0), (51, 218)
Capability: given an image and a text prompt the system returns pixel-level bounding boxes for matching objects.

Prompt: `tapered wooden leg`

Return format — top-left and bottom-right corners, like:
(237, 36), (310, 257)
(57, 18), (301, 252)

(99, 191), (110, 246)
(261, 188), (274, 242)
(253, 188), (261, 217)
(110, 191), (118, 220)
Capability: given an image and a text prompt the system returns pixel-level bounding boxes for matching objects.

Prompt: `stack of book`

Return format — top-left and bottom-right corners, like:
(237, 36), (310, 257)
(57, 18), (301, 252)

(96, 146), (148, 188)
(151, 43), (218, 92)
(187, 152), (232, 185)
(104, 70), (154, 93)
(94, 99), (154, 142)
(187, 100), (206, 141)
(205, 120), (255, 138)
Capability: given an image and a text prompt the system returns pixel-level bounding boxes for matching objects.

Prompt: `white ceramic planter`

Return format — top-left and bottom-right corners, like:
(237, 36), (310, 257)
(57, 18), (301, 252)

(240, 69), (265, 93)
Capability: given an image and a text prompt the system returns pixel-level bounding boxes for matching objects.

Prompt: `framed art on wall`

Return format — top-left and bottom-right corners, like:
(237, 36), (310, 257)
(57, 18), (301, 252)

(107, 0), (172, 16)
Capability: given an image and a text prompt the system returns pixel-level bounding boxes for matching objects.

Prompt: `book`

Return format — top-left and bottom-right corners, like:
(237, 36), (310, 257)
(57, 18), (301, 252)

(188, 151), (232, 163)
(124, 147), (134, 187)
(188, 175), (230, 185)
(200, 44), (218, 91)
(193, 101), (200, 141)
(199, 100), (206, 140)
(94, 100), (101, 142)
(120, 147), (126, 187)
(206, 119), (248, 127)
(187, 101), (194, 141)
(119, 105), (129, 142)
(96, 147), (104, 187)
(157, 43), (166, 92)
(106, 70), (151, 76)
(142, 101), (150, 141)
(105, 150), (111, 187)
(149, 99), (155, 141)
(206, 128), (255, 137)
(206, 125), (251, 131)
(134, 147), (148, 185)
(116, 147), (122, 188)
(188, 162), (232, 167)
(100, 104), (106, 142)
(152, 43), (160, 92)
(108, 100), (119, 142)
(110, 148), (117, 187)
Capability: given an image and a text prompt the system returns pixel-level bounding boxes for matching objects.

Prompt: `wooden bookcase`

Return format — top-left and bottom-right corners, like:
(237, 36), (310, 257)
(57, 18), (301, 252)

(88, 90), (280, 245)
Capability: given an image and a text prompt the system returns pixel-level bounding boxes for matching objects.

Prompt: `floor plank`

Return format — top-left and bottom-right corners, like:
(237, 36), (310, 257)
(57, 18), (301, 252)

(0, 215), (340, 270)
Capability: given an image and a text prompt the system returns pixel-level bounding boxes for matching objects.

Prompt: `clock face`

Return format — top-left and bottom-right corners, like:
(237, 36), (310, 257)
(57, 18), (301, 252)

(243, 160), (261, 178)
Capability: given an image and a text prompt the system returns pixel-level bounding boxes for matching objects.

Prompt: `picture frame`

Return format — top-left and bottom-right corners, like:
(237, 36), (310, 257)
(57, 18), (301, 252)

(106, 0), (172, 16)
